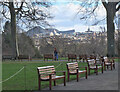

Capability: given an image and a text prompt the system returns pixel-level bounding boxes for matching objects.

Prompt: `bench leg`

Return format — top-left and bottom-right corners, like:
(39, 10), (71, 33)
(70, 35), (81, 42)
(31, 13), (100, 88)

(38, 79), (41, 90)
(54, 80), (56, 86)
(49, 75), (52, 90)
(107, 65), (109, 69)
(77, 74), (79, 82)
(113, 64), (115, 69)
(85, 67), (87, 79)
(102, 67), (103, 73)
(85, 72), (87, 79)
(64, 77), (66, 86)
(77, 71), (79, 82)
(64, 72), (66, 86)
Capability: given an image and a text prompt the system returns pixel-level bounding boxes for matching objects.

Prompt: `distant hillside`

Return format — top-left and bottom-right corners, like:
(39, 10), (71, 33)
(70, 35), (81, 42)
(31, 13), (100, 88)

(26, 26), (46, 37)
(26, 26), (75, 37)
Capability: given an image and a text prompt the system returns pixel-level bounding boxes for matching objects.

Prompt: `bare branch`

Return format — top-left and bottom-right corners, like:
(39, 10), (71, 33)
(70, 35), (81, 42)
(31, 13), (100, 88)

(92, 17), (106, 26)
(101, 0), (108, 9)
(116, 3), (120, 11)
(1, 2), (10, 20)
(15, 2), (24, 14)
(0, 2), (9, 8)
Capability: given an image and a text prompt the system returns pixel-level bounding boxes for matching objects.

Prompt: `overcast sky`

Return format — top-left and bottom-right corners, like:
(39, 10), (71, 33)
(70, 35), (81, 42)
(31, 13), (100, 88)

(0, 1), (119, 32)
(47, 0), (107, 32)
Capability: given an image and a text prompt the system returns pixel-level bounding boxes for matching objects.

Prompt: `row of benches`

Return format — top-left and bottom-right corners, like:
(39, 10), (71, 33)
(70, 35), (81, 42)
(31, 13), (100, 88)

(2, 55), (31, 61)
(37, 57), (115, 90)
(43, 54), (95, 61)
(2, 54), (89, 61)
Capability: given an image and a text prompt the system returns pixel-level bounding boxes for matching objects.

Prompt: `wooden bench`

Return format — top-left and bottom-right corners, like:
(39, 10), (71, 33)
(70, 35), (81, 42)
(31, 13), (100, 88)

(89, 55), (96, 60)
(44, 54), (53, 61)
(18, 55), (31, 61)
(68, 54), (77, 62)
(37, 65), (66, 90)
(103, 57), (115, 70)
(79, 55), (87, 62)
(66, 62), (87, 82)
(87, 59), (103, 75)
(2, 55), (15, 60)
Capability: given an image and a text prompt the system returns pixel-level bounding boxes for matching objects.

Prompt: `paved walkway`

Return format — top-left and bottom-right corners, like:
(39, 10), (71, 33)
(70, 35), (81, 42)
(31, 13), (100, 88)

(43, 62), (118, 90)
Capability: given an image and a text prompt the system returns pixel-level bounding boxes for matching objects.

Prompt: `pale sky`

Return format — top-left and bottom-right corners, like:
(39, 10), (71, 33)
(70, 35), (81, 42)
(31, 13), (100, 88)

(47, 0), (107, 32)
(1, 1), (119, 32)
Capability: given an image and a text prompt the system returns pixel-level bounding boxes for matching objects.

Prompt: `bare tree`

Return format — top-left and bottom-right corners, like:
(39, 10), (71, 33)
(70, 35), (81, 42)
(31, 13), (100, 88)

(76, 0), (120, 57)
(101, 0), (120, 57)
(0, 0), (51, 59)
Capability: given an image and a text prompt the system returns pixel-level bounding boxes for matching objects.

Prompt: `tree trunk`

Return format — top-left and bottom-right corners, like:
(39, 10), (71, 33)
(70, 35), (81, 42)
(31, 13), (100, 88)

(118, 31), (120, 57)
(106, 3), (116, 57)
(9, 1), (19, 59)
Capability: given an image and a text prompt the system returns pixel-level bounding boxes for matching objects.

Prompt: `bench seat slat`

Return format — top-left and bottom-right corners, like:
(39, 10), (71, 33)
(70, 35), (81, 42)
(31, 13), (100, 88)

(90, 66), (102, 69)
(40, 75), (64, 80)
(38, 66), (54, 69)
(39, 68), (55, 71)
(69, 70), (87, 74)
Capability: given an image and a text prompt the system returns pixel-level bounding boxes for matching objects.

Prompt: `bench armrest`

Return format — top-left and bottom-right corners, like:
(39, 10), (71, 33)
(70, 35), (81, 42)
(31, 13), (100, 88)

(39, 73), (55, 76)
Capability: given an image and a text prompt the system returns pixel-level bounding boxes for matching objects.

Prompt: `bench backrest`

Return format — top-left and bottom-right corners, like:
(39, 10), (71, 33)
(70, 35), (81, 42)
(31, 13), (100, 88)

(104, 57), (110, 63)
(44, 54), (53, 59)
(79, 55), (87, 59)
(104, 57), (114, 63)
(18, 55), (29, 59)
(87, 59), (96, 67)
(66, 62), (78, 71)
(37, 66), (55, 79)
(89, 55), (96, 60)
(2, 55), (14, 60)
(68, 54), (77, 59)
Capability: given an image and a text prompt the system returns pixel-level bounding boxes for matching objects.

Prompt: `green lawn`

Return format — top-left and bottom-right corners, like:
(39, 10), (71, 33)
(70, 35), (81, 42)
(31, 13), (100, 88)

(114, 59), (120, 62)
(2, 60), (103, 90)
